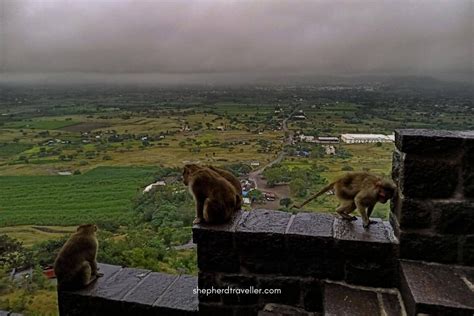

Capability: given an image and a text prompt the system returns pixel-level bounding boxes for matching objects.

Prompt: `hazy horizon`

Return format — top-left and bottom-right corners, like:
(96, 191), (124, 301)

(1, 0), (472, 84)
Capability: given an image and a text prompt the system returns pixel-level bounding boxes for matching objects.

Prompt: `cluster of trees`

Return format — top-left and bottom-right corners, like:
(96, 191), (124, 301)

(263, 164), (328, 198)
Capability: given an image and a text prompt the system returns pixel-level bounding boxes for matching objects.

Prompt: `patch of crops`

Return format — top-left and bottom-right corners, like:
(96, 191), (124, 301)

(0, 166), (156, 226)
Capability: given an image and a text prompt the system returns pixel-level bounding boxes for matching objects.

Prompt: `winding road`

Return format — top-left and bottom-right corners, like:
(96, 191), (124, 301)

(248, 107), (299, 207)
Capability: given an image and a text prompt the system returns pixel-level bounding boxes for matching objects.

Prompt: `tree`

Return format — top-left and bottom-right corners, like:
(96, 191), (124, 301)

(290, 178), (307, 197)
(280, 197), (292, 208)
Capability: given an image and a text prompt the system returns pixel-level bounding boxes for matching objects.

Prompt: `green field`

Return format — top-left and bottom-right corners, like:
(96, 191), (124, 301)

(0, 166), (156, 226)
(4, 119), (79, 130)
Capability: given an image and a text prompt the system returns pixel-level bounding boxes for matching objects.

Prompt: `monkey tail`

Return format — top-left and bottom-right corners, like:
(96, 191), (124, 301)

(296, 182), (335, 209)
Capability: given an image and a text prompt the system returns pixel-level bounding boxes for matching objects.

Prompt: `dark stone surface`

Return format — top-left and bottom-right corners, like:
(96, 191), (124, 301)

(197, 243), (240, 273)
(122, 272), (178, 305)
(58, 264), (198, 316)
(236, 209), (292, 234)
(463, 144), (474, 198)
(399, 232), (459, 263)
(197, 272), (220, 303)
(301, 278), (322, 312)
(258, 303), (317, 316)
(323, 281), (403, 316)
(194, 211), (242, 273)
(153, 275), (199, 312)
(395, 129), (467, 155)
(219, 274), (259, 305)
(461, 235), (474, 265)
(334, 217), (395, 260)
(391, 149), (403, 183)
(400, 260), (474, 316)
(93, 267), (151, 300)
(286, 213), (339, 278)
(380, 292), (404, 316)
(396, 198), (432, 229)
(198, 303), (235, 316)
(235, 210), (291, 274)
(400, 154), (459, 198)
(434, 200), (474, 234)
(323, 282), (381, 316)
(259, 277), (301, 306)
(344, 259), (396, 288)
(286, 212), (333, 237)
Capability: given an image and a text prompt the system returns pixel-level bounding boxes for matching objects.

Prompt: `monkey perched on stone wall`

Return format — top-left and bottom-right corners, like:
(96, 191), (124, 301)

(183, 164), (239, 224)
(207, 165), (242, 210)
(54, 224), (102, 291)
(294, 172), (396, 228)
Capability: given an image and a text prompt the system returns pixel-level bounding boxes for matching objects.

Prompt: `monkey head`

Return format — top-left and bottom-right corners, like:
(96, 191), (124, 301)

(77, 224), (98, 234)
(182, 164), (201, 185)
(376, 180), (397, 203)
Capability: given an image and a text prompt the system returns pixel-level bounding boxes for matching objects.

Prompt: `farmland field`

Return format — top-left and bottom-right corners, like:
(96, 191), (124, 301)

(0, 166), (156, 226)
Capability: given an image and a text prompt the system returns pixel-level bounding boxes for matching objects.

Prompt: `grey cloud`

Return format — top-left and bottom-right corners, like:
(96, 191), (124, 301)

(0, 0), (471, 77)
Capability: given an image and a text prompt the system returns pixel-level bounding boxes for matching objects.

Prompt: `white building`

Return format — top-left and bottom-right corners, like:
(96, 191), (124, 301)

(143, 181), (166, 193)
(340, 134), (395, 144)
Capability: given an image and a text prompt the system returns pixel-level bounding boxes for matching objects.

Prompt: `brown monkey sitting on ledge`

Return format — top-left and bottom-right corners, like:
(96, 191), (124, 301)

(207, 165), (243, 211)
(54, 224), (103, 291)
(294, 172), (396, 228)
(183, 164), (239, 224)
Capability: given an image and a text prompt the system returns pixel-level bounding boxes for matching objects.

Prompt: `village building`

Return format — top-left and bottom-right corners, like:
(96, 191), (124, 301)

(340, 134), (395, 144)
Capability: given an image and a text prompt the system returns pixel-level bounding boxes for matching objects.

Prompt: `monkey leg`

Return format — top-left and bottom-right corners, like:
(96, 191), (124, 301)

(366, 205), (377, 225)
(74, 261), (96, 289)
(203, 198), (231, 224)
(355, 198), (370, 228)
(336, 201), (357, 221)
(193, 196), (205, 224)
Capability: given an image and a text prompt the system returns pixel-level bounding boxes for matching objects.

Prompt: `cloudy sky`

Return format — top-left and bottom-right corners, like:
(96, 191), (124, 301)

(0, 0), (472, 81)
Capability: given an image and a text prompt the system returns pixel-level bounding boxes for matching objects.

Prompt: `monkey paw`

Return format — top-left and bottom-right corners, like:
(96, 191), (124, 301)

(96, 272), (104, 277)
(193, 217), (203, 224)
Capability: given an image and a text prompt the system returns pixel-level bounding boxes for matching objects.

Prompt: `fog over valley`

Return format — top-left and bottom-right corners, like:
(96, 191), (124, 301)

(0, 0), (472, 84)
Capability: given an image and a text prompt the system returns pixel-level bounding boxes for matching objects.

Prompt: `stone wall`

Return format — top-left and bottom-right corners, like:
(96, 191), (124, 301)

(391, 129), (474, 265)
(193, 209), (398, 315)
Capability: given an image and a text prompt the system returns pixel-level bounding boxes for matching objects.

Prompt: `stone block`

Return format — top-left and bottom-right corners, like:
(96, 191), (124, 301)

(344, 259), (396, 288)
(400, 260), (474, 316)
(258, 277), (301, 306)
(236, 210), (291, 274)
(153, 275), (198, 314)
(323, 282), (382, 316)
(400, 155), (459, 198)
(122, 272), (177, 306)
(395, 129), (465, 155)
(434, 200), (474, 234)
(286, 213), (340, 278)
(194, 211), (242, 273)
(463, 143), (474, 198)
(198, 303), (234, 316)
(334, 217), (395, 259)
(220, 274), (259, 305)
(259, 303), (316, 316)
(197, 272), (220, 303)
(399, 232), (458, 263)
(461, 235), (474, 266)
(394, 198), (432, 229)
(391, 149), (403, 184)
(301, 278), (322, 312)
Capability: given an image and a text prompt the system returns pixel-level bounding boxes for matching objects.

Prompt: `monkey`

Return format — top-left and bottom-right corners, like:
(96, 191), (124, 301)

(206, 165), (243, 211)
(183, 164), (238, 224)
(54, 224), (103, 291)
(294, 172), (396, 228)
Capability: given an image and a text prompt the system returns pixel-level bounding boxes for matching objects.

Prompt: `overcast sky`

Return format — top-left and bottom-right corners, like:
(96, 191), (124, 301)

(0, 0), (472, 82)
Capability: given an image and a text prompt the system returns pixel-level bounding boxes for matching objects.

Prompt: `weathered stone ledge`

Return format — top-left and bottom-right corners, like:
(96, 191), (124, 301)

(399, 259), (474, 316)
(323, 281), (405, 316)
(193, 209), (398, 288)
(58, 263), (198, 316)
